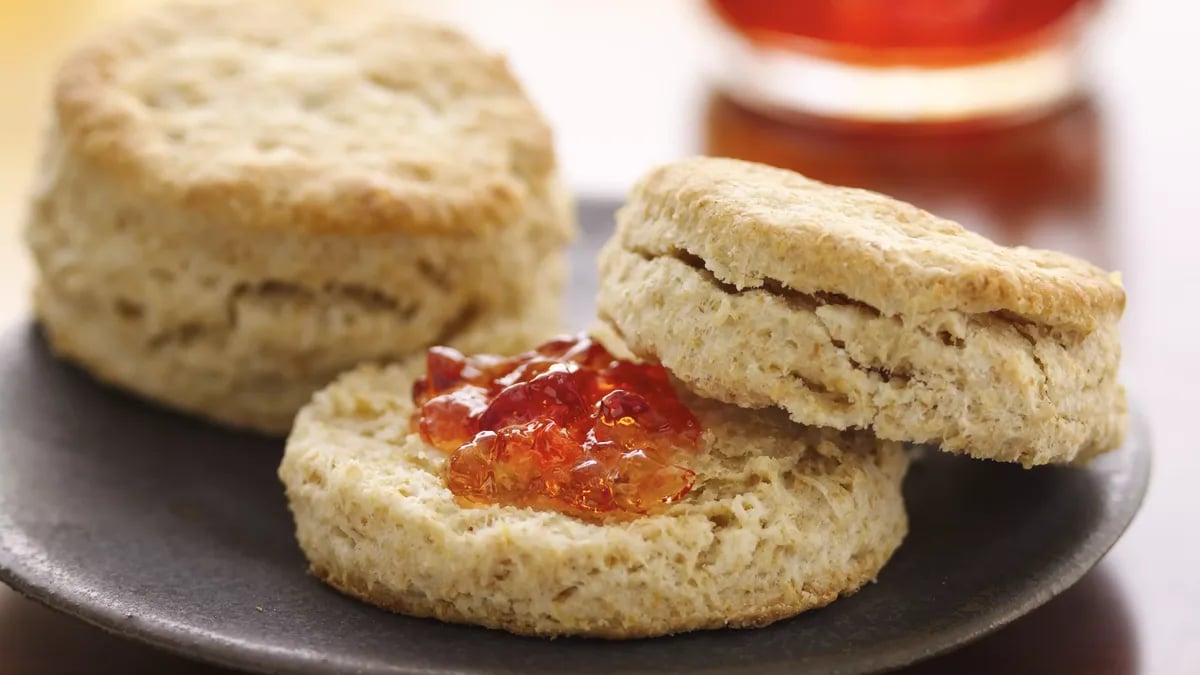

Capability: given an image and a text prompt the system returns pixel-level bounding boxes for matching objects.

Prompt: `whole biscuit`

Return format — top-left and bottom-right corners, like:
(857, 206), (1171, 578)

(598, 157), (1126, 465)
(26, 0), (575, 432)
(279, 353), (909, 638)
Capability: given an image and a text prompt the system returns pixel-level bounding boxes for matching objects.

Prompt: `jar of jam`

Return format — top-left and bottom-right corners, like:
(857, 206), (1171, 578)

(705, 93), (1110, 268)
(703, 0), (1100, 127)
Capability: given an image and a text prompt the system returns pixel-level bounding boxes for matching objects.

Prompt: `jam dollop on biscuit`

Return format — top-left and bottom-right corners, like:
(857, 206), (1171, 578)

(412, 335), (701, 522)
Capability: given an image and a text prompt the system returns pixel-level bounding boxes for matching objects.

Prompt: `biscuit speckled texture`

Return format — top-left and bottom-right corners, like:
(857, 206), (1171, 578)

(598, 158), (1126, 466)
(279, 354), (909, 638)
(26, 0), (575, 433)
(34, 264), (562, 433)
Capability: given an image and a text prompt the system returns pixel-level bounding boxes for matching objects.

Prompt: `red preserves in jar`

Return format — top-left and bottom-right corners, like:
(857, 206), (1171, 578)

(709, 0), (1093, 66)
(704, 0), (1099, 126)
(411, 335), (702, 522)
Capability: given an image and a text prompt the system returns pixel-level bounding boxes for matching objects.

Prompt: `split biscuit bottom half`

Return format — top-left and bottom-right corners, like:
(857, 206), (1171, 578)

(598, 157), (1127, 467)
(279, 351), (909, 639)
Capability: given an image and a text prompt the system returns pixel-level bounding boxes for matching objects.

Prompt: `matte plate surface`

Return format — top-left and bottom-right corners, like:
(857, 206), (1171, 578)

(0, 204), (1150, 674)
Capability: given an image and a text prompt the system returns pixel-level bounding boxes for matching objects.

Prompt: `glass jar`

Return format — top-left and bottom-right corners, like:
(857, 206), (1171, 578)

(703, 0), (1100, 127)
(704, 93), (1110, 266)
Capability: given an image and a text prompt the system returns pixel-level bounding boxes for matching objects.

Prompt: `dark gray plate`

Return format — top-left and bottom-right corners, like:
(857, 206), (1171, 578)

(0, 203), (1150, 675)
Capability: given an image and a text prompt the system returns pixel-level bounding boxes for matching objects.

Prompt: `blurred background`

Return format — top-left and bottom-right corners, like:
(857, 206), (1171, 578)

(1, 0), (1197, 673)
(2, 0), (1195, 318)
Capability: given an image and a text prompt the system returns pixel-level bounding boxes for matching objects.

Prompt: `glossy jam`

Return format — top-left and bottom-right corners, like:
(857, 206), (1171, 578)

(412, 335), (701, 522)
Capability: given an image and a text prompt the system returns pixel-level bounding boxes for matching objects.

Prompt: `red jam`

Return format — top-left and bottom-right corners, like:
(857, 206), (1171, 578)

(411, 335), (701, 522)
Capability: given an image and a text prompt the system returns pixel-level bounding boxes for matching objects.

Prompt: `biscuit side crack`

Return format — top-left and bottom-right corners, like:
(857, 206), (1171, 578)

(647, 247), (922, 399)
(656, 249), (879, 316)
(633, 246), (1066, 337)
(145, 280), (426, 350)
(228, 280), (419, 320)
(1008, 321), (1051, 402)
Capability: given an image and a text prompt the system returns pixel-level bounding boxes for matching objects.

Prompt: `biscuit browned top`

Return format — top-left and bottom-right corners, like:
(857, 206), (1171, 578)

(617, 157), (1124, 332)
(52, 0), (555, 236)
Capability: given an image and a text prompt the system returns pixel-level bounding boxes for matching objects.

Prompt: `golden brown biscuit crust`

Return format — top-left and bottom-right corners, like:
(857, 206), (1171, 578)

(53, 0), (556, 236)
(618, 157), (1124, 332)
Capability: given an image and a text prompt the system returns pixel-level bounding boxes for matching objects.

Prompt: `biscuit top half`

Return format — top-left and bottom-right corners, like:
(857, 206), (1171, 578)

(616, 157), (1124, 333)
(52, 0), (555, 236)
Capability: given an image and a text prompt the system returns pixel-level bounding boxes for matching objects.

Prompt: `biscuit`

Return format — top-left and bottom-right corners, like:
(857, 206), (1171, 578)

(25, 0), (575, 433)
(598, 157), (1125, 466)
(279, 353), (909, 638)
